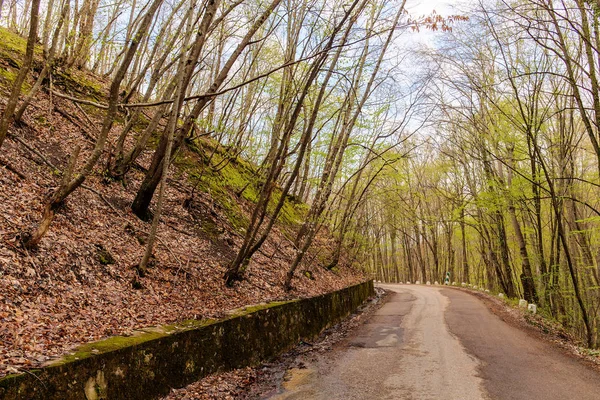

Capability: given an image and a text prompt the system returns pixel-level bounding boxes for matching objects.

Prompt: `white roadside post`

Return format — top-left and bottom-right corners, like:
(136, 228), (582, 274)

(519, 299), (528, 308)
(528, 304), (537, 314)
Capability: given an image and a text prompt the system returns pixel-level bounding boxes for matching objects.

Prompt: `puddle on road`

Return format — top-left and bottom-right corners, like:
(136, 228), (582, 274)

(349, 325), (404, 348)
(268, 367), (318, 400)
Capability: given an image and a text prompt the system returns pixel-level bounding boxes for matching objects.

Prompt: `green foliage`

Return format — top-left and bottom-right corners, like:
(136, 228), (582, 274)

(0, 27), (104, 100)
(176, 138), (307, 234)
(0, 27), (32, 65)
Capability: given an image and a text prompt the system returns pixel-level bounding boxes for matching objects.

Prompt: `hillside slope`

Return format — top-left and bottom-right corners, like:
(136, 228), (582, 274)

(0, 27), (364, 378)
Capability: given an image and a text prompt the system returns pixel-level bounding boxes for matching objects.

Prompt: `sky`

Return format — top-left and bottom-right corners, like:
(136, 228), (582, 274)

(402, 0), (465, 49)
(406, 0), (454, 16)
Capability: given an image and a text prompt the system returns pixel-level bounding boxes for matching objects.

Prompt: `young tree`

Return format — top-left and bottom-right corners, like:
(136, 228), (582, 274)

(0, 0), (40, 149)
(24, 0), (165, 247)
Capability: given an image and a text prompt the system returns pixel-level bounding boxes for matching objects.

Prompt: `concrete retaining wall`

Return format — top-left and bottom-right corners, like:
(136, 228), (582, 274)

(0, 280), (374, 400)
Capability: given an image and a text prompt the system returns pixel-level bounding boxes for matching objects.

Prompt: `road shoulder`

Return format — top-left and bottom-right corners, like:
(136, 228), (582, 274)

(163, 288), (390, 399)
(442, 288), (600, 400)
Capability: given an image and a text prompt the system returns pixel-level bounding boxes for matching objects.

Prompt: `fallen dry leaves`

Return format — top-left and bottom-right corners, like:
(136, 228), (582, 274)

(0, 90), (365, 380)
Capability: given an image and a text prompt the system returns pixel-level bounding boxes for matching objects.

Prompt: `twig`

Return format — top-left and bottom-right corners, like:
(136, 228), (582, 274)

(48, 73), (53, 111)
(46, 47), (341, 110)
(9, 134), (60, 172)
(13, 368), (47, 391)
(163, 220), (194, 237)
(49, 89), (108, 109)
(0, 213), (19, 229)
(0, 158), (28, 179)
(23, 246), (38, 274)
(73, 102), (99, 132)
(80, 184), (120, 214)
(143, 232), (182, 267)
(53, 105), (95, 143)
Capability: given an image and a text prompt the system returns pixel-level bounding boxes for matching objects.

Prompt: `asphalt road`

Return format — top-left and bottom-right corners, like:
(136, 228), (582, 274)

(270, 284), (600, 400)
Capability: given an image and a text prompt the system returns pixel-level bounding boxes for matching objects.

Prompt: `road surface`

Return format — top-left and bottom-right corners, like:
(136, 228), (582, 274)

(270, 284), (600, 400)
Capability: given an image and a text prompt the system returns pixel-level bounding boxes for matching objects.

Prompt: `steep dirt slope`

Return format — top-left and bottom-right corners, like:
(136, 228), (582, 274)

(0, 27), (365, 377)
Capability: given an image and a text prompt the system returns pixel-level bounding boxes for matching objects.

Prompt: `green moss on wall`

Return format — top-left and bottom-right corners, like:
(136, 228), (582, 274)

(0, 281), (374, 400)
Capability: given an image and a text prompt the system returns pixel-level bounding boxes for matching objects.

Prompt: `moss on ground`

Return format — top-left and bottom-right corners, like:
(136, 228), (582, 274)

(0, 27), (32, 63)
(0, 27), (105, 99)
(49, 300), (297, 368)
(0, 67), (17, 87)
(179, 137), (308, 233)
(52, 331), (167, 366)
(268, 190), (306, 227)
(54, 69), (106, 100)
(227, 300), (296, 317)
(0, 28), (39, 91)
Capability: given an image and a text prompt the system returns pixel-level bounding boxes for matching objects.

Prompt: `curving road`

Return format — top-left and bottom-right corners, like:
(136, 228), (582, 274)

(270, 284), (600, 400)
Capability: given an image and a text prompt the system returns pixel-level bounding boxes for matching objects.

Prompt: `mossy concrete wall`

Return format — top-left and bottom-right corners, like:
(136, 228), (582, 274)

(0, 280), (374, 400)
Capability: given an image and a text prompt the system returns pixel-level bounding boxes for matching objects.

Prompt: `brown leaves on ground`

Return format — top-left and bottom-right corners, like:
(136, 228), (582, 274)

(0, 91), (365, 379)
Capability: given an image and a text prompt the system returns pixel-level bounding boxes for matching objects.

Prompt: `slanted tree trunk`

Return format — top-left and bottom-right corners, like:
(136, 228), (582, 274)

(108, 0), (193, 179)
(132, 0), (278, 220)
(224, 0), (364, 286)
(285, 1), (405, 288)
(505, 145), (539, 303)
(15, 0), (68, 122)
(24, 0), (164, 248)
(138, 9), (193, 274)
(69, 0), (99, 69)
(0, 0), (40, 149)
(41, 0), (55, 53)
(460, 206), (469, 282)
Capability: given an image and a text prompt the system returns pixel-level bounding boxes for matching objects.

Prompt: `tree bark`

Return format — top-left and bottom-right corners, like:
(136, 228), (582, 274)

(0, 0), (40, 149)
(24, 0), (164, 247)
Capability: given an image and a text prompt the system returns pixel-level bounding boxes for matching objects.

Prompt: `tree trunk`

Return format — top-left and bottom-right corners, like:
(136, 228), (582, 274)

(0, 0), (40, 149)
(24, 0), (164, 247)
(132, 0), (278, 220)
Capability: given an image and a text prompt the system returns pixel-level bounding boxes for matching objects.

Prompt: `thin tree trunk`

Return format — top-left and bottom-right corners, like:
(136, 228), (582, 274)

(24, 0), (164, 247)
(132, 0), (276, 220)
(0, 0), (40, 149)
(15, 0), (68, 122)
(138, 13), (191, 274)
